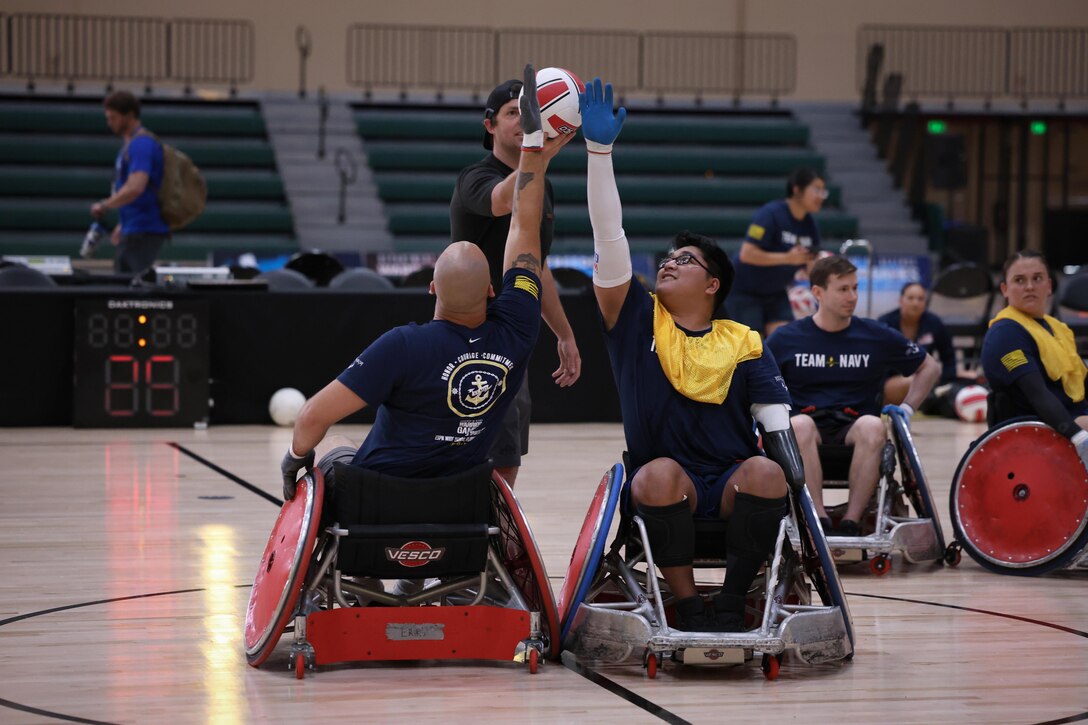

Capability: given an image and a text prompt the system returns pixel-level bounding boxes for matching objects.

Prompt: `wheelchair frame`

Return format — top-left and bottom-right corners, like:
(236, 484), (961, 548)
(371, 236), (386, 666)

(559, 462), (854, 680)
(949, 417), (1088, 576)
(244, 468), (559, 678)
(810, 407), (956, 574)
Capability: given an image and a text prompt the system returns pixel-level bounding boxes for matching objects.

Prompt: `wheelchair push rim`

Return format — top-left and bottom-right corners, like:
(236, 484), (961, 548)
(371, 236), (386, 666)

(244, 469), (324, 666)
(951, 420), (1088, 574)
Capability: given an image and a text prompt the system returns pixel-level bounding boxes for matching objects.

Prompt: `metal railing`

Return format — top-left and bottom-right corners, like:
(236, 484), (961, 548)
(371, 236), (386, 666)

(3, 13), (254, 93)
(858, 24), (1088, 105)
(1008, 28), (1088, 101)
(171, 18), (254, 92)
(347, 23), (796, 101)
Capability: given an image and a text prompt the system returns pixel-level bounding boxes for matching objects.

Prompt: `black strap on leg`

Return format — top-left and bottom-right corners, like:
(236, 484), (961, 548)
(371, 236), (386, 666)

(635, 500), (694, 568)
(718, 492), (789, 605)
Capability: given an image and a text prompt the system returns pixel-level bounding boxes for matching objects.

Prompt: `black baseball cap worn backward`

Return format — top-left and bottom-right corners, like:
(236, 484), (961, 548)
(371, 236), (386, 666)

(483, 79), (522, 149)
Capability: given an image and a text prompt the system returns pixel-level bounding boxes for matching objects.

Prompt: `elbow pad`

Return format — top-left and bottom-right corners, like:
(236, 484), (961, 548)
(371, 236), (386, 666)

(761, 426), (806, 491)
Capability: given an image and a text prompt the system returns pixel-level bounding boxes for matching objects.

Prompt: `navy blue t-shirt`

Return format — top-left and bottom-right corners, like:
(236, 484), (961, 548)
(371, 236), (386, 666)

(605, 278), (791, 479)
(115, 132), (168, 235)
(982, 318), (1088, 420)
(337, 268), (542, 477)
(731, 199), (821, 296)
(767, 316), (926, 416)
(878, 309), (957, 384)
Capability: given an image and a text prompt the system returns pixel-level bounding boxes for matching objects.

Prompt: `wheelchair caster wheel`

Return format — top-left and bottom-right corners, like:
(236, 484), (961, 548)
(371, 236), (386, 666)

(294, 652), (306, 680)
(944, 542), (962, 567)
(643, 649), (658, 679)
(761, 653), (781, 681)
(870, 555), (891, 576)
(528, 647), (539, 674)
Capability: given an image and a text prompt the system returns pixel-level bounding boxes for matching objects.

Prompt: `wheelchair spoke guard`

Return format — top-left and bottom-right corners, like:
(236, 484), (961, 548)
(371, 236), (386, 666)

(244, 469), (324, 666)
(557, 462), (624, 645)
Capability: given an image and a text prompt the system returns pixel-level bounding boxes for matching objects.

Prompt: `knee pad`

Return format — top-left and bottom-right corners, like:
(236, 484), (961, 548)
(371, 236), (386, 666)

(727, 492), (789, 557)
(635, 500), (694, 568)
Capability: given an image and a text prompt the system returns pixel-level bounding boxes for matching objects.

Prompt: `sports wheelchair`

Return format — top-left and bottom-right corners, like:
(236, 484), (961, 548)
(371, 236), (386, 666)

(806, 407), (956, 574)
(949, 415), (1088, 576)
(243, 462), (559, 678)
(558, 457), (854, 680)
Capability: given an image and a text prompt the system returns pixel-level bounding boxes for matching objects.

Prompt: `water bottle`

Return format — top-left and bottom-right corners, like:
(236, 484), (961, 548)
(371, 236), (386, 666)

(80, 222), (106, 259)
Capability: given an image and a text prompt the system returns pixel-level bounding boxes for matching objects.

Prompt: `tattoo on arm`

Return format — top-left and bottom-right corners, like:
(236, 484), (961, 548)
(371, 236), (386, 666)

(512, 170), (536, 215)
(513, 253), (541, 273)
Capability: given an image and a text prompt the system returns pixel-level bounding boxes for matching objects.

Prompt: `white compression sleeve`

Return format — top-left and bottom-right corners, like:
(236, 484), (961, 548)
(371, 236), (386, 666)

(587, 152), (632, 288)
(751, 403), (791, 432)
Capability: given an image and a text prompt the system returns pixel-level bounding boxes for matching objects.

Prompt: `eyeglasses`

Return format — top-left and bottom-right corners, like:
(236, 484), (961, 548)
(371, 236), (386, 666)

(658, 252), (713, 275)
(808, 186), (830, 200)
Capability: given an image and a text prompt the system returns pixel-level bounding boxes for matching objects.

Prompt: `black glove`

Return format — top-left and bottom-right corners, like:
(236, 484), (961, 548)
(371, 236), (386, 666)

(281, 447), (315, 501)
(519, 63), (543, 150)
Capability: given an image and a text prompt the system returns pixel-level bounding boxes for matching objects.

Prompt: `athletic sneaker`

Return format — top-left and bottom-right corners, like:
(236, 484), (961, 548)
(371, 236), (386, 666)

(819, 516), (833, 532)
(675, 595), (746, 633)
(831, 519), (861, 537)
(711, 592), (748, 632)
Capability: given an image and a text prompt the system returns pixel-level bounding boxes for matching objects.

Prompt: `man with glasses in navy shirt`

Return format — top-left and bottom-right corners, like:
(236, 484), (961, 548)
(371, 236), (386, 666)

(581, 77), (803, 632)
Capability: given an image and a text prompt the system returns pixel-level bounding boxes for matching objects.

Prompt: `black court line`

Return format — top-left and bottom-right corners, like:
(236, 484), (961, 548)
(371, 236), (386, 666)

(168, 441), (282, 506)
(847, 591), (1088, 725)
(561, 652), (691, 725)
(0, 586), (219, 725)
(846, 591), (1088, 639)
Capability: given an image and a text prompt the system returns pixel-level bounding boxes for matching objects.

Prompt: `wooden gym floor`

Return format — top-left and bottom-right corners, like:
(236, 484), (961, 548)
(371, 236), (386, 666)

(1, 419), (1086, 724)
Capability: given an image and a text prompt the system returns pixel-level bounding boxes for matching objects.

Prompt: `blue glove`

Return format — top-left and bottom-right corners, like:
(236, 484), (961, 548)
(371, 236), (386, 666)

(882, 403), (915, 425)
(578, 77), (626, 153)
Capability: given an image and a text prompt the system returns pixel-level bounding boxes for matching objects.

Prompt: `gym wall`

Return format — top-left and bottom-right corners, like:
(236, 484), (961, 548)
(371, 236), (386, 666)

(5, 0), (1087, 101)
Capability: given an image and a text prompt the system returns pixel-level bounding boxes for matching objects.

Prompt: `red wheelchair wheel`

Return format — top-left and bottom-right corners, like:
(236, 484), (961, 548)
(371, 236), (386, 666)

(951, 421), (1088, 574)
(244, 470), (324, 667)
(492, 473), (562, 660)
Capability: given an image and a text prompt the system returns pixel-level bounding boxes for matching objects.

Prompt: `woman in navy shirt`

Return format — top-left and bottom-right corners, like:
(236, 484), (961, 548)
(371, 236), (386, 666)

(981, 252), (1087, 467)
(879, 281), (958, 405)
(727, 167), (825, 337)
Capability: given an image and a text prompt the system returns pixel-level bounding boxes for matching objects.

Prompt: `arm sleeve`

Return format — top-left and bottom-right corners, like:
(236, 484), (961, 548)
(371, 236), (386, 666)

(1013, 369), (1083, 439)
(488, 268), (543, 348)
(587, 152), (631, 288)
(455, 165), (502, 217)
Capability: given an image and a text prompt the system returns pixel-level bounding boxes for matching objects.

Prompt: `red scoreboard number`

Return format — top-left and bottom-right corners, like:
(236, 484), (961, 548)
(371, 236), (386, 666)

(73, 299), (210, 427)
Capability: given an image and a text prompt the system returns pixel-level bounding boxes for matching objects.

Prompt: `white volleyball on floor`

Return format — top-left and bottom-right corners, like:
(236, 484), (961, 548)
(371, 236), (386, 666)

(954, 384), (988, 423)
(269, 387), (306, 427)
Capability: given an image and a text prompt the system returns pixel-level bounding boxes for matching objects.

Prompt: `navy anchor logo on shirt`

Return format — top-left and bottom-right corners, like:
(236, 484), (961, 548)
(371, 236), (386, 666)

(464, 374), (491, 406)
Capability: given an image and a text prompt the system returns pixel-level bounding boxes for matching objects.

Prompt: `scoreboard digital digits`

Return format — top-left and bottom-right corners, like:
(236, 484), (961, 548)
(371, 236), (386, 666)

(73, 299), (210, 427)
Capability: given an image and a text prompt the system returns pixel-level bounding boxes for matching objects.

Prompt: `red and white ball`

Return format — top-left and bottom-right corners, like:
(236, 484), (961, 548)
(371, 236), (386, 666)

(524, 67), (585, 138)
(954, 384), (988, 423)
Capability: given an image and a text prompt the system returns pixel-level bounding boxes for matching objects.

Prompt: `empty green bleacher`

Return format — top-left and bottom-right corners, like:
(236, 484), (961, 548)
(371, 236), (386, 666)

(353, 106), (857, 256)
(0, 97), (296, 262)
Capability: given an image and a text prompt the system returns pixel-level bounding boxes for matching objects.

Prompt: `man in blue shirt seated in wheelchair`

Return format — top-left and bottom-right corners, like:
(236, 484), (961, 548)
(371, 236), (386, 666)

(981, 250), (1088, 467)
(767, 255), (941, 536)
(278, 64), (564, 498)
(581, 78), (805, 633)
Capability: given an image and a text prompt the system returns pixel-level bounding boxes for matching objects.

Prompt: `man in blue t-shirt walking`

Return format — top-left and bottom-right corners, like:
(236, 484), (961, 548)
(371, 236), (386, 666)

(279, 64), (549, 497)
(90, 91), (170, 275)
(767, 255), (940, 536)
